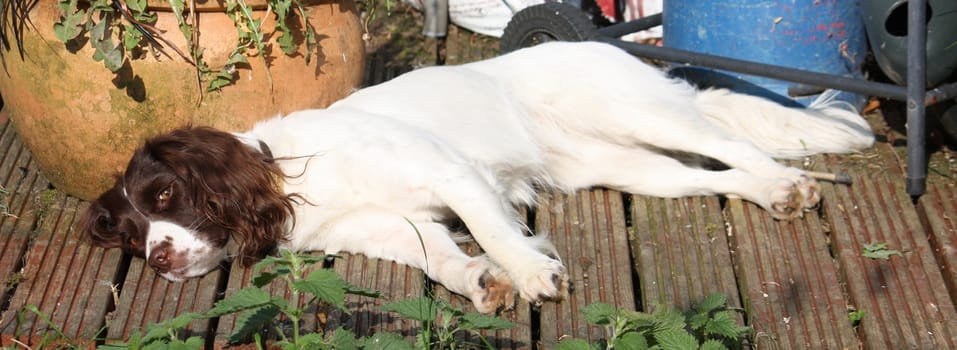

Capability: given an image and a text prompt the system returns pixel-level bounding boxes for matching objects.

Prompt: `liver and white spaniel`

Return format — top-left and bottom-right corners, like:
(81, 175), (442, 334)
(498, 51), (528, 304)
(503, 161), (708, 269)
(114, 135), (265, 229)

(80, 42), (873, 313)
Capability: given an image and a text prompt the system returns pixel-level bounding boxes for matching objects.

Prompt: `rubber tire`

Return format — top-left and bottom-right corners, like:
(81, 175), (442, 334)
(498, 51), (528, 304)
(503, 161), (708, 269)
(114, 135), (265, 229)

(500, 2), (599, 54)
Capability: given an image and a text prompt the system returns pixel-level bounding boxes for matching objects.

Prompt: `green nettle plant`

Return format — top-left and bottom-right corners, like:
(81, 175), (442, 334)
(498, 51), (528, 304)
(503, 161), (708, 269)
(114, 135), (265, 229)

(53, 0), (320, 92)
(557, 293), (751, 350)
(19, 248), (747, 349)
(90, 251), (515, 350)
(98, 251), (382, 349)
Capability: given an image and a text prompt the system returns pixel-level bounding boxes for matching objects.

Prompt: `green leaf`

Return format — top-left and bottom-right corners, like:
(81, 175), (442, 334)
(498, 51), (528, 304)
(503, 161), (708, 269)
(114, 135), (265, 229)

(654, 328), (699, 350)
(228, 305), (282, 343)
(699, 339), (729, 350)
(164, 312), (206, 330)
(206, 287), (275, 317)
(694, 293), (727, 314)
(687, 312), (709, 331)
(381, 297), (437, 323)
(459, 312), (514, 330)
(54, 4), (86, 42)
(556, 338), (596, 350)
(292, 268), (350, 311)
(704, 311), (745, 340)
(277, 31), (297, 55)
(358, 332), (416, 350)
(122, 23), (144, 51)
(582, 302), (617, 325)
(652, 308), (686, 334)
(615, 332), (650, 350)
(848, 309), (865, 327)
(298, 332), (333, 349)
(167, 337), (206, 350)
(862, 242), (903, 260)
(89, 18), (124, 72)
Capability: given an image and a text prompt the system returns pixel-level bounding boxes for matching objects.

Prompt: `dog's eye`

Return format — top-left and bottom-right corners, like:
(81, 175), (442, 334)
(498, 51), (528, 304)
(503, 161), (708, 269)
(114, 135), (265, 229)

(157, 187), (172, 203)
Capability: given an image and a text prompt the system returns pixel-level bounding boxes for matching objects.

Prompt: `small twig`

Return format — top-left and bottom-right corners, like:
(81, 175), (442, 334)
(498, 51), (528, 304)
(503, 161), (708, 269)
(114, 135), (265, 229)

(9, 338), (32, 350)
(807, 171), (853, 185)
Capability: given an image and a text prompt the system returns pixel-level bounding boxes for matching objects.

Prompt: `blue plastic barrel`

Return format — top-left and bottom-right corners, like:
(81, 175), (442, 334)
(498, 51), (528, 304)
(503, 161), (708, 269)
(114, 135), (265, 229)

(663, 0), (867, 108)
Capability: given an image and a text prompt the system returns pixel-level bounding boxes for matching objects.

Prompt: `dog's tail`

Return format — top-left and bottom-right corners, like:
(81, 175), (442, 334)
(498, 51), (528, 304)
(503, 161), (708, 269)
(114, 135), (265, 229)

(694, 89), (875, 159)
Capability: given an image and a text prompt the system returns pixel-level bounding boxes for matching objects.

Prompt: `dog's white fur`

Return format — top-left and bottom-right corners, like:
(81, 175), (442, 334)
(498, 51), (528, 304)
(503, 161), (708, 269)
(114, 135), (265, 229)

(149, 42), (874, 312)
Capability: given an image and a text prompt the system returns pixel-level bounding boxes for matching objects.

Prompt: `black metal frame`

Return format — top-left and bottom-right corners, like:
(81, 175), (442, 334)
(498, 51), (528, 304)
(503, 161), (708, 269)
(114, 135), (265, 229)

(595, 0), (955, 196)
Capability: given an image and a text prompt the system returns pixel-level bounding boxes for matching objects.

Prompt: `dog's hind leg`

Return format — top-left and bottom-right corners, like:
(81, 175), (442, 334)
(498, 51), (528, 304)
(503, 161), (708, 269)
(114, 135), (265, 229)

(548, 141), (816, 220)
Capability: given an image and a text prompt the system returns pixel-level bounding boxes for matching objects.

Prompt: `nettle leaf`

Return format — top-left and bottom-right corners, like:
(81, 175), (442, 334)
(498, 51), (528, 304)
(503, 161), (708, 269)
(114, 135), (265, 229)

(207, 287), (275, 317)
(704, 311), (747, 340)
(251, 271), (280, 288)
(652, 308), (686, 334)
(166, 337), (206, 350)
(292, 268), (356, 311)
(654, 328), (698, 350)
(323, 328), (360, 350)
(228, 305), (282, 343)
(460, 312), (514, 330)
(699, 339), (729, 350)
(687, 312), (709, 331)
(296, 333), (330, 349)
(555, 338), (597, 350)
(381, 297), (437, 323)
(582, 302), (616, 325)
(695, 293), (727, 314)
(615, 332), (650, 350)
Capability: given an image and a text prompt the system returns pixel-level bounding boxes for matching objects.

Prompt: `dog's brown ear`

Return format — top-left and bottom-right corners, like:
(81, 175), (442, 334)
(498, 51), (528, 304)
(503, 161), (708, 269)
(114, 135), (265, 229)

(78, 199), (124, 249)
(78, 185), (148, 258)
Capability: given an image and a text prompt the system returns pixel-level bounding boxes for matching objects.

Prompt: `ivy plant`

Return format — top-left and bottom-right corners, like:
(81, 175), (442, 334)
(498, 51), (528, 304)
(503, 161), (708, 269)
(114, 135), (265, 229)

(53, 0), (320, 92)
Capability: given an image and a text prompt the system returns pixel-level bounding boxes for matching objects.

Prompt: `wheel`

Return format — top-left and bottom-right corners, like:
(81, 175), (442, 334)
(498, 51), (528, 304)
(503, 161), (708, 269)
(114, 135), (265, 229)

(500, 2), (599, 54)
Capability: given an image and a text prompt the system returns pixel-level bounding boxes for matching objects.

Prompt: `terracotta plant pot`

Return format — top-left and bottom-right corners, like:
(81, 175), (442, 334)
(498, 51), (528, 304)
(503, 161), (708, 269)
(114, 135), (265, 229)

(0, 0), (365, 200)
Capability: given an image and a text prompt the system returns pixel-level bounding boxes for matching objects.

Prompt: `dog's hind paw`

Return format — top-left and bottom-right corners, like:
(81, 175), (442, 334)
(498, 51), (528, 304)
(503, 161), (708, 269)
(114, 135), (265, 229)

(513, 258), (570, 304)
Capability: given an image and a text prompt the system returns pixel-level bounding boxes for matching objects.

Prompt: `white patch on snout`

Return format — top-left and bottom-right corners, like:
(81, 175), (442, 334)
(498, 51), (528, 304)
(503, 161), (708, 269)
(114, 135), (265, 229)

(147, 221), (227, 281)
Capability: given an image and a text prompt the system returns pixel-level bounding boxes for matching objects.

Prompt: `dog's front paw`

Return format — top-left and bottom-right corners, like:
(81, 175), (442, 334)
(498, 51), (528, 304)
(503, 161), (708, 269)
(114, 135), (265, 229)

(513, 258), (569, 304)
(471, 267), (515, 314)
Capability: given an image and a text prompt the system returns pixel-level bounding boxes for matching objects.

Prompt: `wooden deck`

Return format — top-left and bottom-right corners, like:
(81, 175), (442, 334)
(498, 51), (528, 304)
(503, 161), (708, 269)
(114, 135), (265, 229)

(2, 23), (957, 349)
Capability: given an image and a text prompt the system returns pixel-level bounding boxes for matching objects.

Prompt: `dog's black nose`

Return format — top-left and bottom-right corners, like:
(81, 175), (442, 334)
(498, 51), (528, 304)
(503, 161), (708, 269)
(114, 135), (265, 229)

(149, 246), (171, 273)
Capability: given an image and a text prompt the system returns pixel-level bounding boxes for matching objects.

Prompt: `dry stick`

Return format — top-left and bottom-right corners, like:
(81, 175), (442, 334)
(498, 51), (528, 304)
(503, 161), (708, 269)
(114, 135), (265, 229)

(807, 171), (853, 185)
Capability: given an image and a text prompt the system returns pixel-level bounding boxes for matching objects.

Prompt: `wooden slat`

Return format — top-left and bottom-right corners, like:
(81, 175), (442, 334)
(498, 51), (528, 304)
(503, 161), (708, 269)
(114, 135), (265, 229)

(1, 195), (123, 345)
(630, 196), (742, 313)
(535, 189), (635, 348)
(0, 125), (64, 345)
(106, 258), (223, 341)
(0, 122), (43, 302)
(918, 180), (957, 307)
(325, 255), (425, 339)
(821, 174), (957, 349)
(728, 197), (859, 349)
